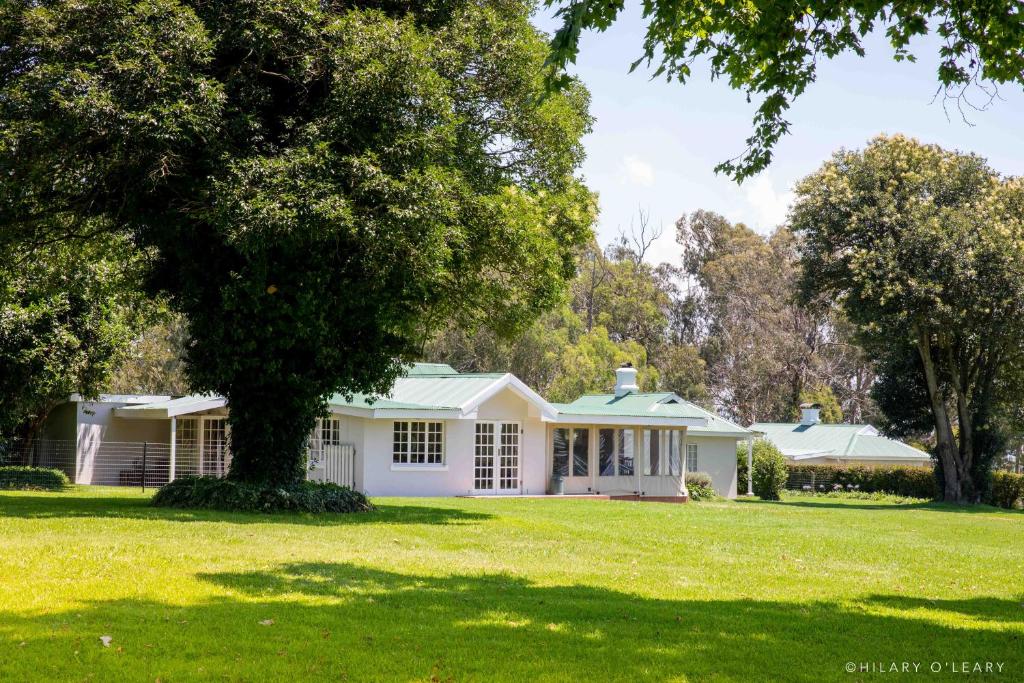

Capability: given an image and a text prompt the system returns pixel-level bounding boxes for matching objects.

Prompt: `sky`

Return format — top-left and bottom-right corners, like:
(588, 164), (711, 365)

(531, 5), (1024, 266)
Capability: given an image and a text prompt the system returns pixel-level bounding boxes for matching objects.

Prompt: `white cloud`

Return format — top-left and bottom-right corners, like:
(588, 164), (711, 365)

(620, 155), (656, 187)
(742, 175), (794, 231)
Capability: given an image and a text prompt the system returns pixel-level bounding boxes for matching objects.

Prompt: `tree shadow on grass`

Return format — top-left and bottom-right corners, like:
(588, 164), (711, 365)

(736, 497), (1021, 514)
(1, 562), (1020, 681)
(0, 492), (490, 526)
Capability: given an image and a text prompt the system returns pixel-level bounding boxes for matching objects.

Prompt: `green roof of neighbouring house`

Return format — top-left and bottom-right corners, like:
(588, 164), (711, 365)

(553, 393), (749, 434)
(749, 422), (930, 462)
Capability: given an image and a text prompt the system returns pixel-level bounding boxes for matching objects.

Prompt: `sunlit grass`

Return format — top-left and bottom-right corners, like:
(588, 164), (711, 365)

(0, 487), (1021, 681)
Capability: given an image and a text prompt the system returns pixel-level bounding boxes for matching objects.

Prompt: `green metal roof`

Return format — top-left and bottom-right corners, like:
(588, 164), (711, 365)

(553, 393), (748, 434)
(750, 422), (930, 461)
(329, 372), (505, 411)
(404, 363), (459, 376)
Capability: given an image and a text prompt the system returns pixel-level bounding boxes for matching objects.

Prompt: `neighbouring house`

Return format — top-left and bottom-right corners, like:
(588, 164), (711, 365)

(751, 404), (932, 468)
(33, 364), (751, 498)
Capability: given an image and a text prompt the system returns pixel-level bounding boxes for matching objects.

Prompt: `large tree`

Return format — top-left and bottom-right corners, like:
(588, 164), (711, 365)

(544, 1), (1024, 180)
(0, 235), (150, 441)
(1, 1), (595, 486)
(792, 134), (1024, 503)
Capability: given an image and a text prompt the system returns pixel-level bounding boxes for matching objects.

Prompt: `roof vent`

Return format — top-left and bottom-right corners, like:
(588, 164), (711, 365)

(800, 402), (821, 426)
(614, 363), (639, 398)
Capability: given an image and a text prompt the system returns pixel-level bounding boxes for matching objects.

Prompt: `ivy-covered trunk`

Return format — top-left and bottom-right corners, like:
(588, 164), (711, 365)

(225, 389), (319, 488)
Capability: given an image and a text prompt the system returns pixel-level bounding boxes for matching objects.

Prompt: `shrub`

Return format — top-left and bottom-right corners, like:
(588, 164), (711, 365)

(987, 471), (1024, 509)
(0, 466), (70, 491)
(786, 464), (938, 499)
(785, 489), (930, 505)
(743, 440), (787, 501)
(152, 476), (375, 513)
(685, 471), (717, 501)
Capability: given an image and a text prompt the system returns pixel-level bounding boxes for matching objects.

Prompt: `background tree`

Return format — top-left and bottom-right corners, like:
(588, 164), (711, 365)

(108, 312), (190, 396)
(545, 0), (1024, 180)
(793, 134), (1024, 502)
(1, 1), (595, 487)
(0, 235), (150, 441)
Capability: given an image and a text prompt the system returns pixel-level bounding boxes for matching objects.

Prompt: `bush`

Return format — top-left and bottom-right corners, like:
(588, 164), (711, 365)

(684, 471), (717, 501)
(0, 466), (69, 491)
(738, 441), (787, 500)
(987, 471), (1024, 509)
(152, 476), (375, 513)
(786, 464), (938, 499)
(785, 490), (930, 505)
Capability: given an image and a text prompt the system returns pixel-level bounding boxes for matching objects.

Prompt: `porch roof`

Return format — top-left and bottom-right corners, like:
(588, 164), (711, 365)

(114, 394), (227, 419)
(551, 393), (750, 434)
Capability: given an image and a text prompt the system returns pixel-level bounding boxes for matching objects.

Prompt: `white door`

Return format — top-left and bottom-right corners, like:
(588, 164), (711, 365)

(474, 421), (520, 494)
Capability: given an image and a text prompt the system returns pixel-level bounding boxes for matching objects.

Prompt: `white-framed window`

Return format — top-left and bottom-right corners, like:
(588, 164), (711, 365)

(686, 443), (698, 473)
(393, 421), (444, 465)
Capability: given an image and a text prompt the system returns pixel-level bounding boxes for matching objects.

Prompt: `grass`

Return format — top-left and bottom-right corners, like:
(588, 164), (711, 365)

(0, 488), (1021, 682)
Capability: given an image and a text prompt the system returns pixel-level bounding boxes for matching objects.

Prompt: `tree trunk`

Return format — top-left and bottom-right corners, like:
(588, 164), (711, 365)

(225, 389), (318, 487)
(915, 328), (966, 502)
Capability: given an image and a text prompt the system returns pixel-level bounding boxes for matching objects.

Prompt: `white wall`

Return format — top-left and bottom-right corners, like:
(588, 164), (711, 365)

(76, 401), (171, 485)
(687, 435), (741, 498)
(358, 387), (547, 497)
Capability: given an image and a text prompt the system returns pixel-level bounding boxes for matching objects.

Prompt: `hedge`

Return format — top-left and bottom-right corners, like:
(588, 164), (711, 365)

(786, 464), (938, 499)
(987, 471), (1024, 509)
(151, 476), (375, 513)
(0, 466), (70, 491)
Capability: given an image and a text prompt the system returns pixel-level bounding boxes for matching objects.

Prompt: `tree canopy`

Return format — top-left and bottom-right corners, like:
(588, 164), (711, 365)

(544, 1), (1024, 180)
(792, 134), (1024, 502)
(1, 0), (595, 485)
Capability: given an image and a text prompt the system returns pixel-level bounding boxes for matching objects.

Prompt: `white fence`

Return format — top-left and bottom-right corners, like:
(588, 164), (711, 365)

(2, 438), (357, 489)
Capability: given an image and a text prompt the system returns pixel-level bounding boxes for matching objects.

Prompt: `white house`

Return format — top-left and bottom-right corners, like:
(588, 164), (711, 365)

(751, 405), (932, 468)
(37, 364), (752, 498)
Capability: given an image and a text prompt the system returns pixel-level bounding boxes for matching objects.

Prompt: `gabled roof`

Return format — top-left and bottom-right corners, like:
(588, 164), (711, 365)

(329, 366), (557, 420)
(750, 422), (930, 461)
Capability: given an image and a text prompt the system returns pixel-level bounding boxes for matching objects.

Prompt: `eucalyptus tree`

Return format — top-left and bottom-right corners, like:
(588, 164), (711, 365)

(793, 135), (1024, 502)
(1, 1), (595, 486)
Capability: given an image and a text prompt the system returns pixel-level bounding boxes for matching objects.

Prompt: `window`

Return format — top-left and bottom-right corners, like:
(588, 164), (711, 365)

(599, 429), (615, 476)
(392, 421), (443, 465)
(667, 431), (682, 477)
(598, 429), (635, 477)
(552, 427), (590, 477)
(686, 443), (699, 473)
(572, 428), (589, 476)
(618, 429), (634, 476)
(552, 428), (569, 477)
(644, 429), (660, 475)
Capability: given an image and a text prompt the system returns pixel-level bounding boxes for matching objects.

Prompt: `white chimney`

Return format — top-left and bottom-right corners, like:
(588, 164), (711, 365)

(800, 403), (821, 425)
(614, 363), (639, 398)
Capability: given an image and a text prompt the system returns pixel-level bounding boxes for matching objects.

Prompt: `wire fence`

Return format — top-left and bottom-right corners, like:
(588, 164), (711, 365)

(1, 438), (213, 488)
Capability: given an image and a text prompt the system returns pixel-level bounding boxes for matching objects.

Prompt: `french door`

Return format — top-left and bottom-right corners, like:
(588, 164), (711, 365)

(201, 418), (229, 477)
(474, 421), (521, 494)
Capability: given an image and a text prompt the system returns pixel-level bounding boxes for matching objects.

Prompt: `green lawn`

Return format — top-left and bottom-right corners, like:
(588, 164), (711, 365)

(0, 489), (1021, 681)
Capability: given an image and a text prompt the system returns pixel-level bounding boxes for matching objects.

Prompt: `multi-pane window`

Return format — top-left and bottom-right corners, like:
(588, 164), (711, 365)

(598, 428), (635, 477)
(392, 421), (444, 465)
(686, 443), (699, 473)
